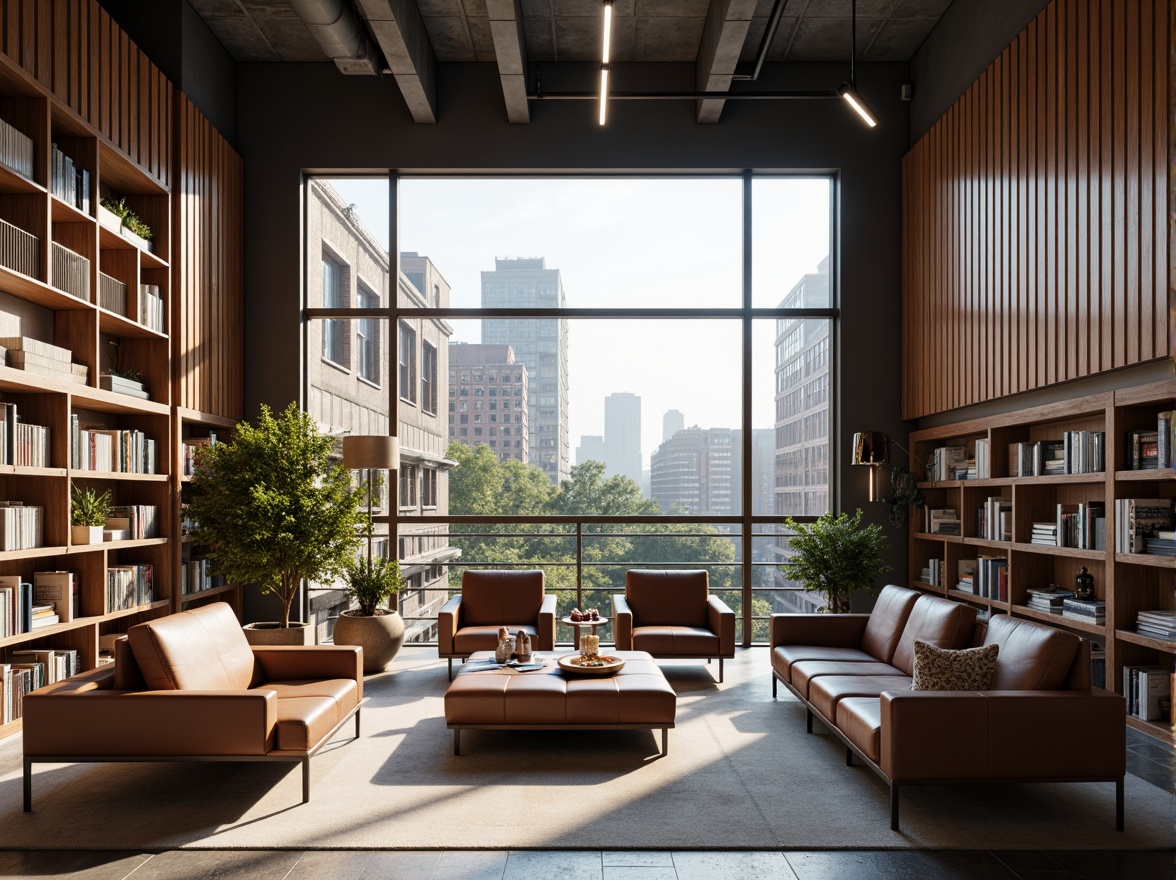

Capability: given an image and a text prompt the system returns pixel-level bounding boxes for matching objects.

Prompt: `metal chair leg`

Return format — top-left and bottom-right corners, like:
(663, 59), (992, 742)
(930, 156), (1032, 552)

(846, 746), (853, 766)
(772, 675), (777, 698)
(354, 707), (361, 738)
(661, 727), (668, 755)
(302, 756), (310, 804)
(806, 708), (813, 733)
(1116, 777), (1124, 831)
(453, 729), (461, 756)
(890, 783), (900, 831)
(23, 757), (31, 812)
(447, 658), (453, 681)
(718, 658), (724, 683)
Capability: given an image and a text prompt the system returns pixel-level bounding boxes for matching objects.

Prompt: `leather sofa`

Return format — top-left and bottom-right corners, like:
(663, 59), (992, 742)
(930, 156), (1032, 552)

(21, 602), (362, 810)
(612, 569), (735, 682)
(771, 585), (1126, 830)
(437, 570), (557, 679)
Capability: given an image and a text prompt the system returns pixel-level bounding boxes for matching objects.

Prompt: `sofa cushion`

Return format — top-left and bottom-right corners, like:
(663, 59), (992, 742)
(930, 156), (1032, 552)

(809, 674), (912, 722)
(891, 595), (977, 676)
(632, 626), (720, 656)
(860, 585), (921, 662)
(626, 570), (710, 628)
(772, 645), (877, 683)
(912, 641), (1000, 691)
(127, 602), (255, 691)
(983, 614), (1081, 690)
(274, 696), (338, 751)
(790, 660), (903, 701)
(460, 570), (545, 627)
(453, 624), (539, 655)
(837, 697), (882, 763)
(266, 679), (359, 716)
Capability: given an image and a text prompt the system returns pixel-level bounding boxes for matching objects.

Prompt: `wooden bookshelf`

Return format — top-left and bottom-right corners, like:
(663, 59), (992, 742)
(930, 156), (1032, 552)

(907, 378), (1176, 745)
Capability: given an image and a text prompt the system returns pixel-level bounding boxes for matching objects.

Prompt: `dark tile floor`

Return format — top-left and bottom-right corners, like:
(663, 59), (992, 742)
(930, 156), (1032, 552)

(0, 724), (1170, 879)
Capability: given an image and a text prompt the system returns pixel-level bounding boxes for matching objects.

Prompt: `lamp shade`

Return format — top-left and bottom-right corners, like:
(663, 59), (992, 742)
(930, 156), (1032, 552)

(342, 435), (400, 470)
(851, 432), (889, 466)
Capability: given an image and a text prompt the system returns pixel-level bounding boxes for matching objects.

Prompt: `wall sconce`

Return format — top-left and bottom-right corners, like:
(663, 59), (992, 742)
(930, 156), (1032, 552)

(342, 435), (400, 572)
(851, 431), (890, 501)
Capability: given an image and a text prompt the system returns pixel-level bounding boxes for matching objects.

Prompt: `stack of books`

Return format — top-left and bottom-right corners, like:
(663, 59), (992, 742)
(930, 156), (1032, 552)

(1125, 430), (1162, 470)
(1025, 585), (1074, 614)
(1135, 610), (1176, 642)
(954, 559), (977, 594)
(1143, 530), (1175, 557)
(924, 508), (961, 535)
(1061, 597), (1105, 624)
(138, 284), (165, 332)
(0, 116), (34, 179)
(0, 336), (87, 385)
(104, 504), (158, 540)
(1030, 522), (1058, 545)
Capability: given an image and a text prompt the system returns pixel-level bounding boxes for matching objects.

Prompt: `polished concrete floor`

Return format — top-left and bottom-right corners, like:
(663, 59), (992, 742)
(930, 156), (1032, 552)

(1, 697), (1171, 879)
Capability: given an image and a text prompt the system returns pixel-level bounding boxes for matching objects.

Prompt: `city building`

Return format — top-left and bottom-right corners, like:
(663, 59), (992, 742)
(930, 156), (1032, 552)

(306, 179), (457, 644)
(650, 426), (737, 516)
(662, 409), (685, 443)
(480, 257), (570, 485)
(447, 342), (529, 464)
(603, 392), (642, 487)
(575, 434), (606, 466)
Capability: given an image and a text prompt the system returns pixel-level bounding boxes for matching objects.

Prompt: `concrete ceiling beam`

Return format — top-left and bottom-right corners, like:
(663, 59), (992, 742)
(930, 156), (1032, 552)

(696, 0), (757, 124)
(486, 0), (530, 124)
(355, 0), (438, 123)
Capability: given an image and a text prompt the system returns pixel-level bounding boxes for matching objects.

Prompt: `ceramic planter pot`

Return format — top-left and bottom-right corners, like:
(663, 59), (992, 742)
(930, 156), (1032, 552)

(333, 609), (405, 673)
(242, 621), (312, 646)
(71, 525), (104, 545)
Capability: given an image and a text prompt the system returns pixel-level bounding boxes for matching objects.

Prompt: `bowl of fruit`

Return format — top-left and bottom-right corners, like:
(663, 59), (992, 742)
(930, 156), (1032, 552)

(557, 652), (625, 676)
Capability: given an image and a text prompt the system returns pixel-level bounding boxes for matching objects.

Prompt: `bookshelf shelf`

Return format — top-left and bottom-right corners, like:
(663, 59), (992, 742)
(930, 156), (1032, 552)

(0, 545), (70, 562)
(0, 162), (43, 195)
(102, 598), (171, 622)
(0, 465), (67, 477)
(50, 194), (91, 223)
(97, 307), (168, 340)
(68, 537), (168, 552)
(69, 472), (168, 483)
(1125, 715), (1175, 746)
(179, 583), (237, 602)
(908, 377), (1176, 744)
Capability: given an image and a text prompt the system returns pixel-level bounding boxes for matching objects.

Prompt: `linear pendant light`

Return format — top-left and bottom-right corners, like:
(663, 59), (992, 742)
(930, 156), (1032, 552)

(838, 0), (877, 127)
(599, 1), (613, 125)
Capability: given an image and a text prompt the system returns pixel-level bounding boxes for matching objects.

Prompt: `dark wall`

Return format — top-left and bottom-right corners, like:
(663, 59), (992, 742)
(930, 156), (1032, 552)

(236, 59), (913, 579)
(99, 0), (237, 145)
(909, 0), (1049, 143)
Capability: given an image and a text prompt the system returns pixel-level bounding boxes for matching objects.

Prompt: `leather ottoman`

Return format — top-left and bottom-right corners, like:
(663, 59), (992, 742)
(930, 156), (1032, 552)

(444, 650), (677, 755)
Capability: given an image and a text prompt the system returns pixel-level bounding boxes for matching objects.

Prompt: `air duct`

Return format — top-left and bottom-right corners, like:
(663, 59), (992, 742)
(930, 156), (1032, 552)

(288, 0), (380, 75)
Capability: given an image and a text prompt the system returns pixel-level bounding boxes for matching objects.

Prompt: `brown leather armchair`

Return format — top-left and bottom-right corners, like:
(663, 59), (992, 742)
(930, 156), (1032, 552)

(612, 569), (736, 682)
(438, 570), (556, 679)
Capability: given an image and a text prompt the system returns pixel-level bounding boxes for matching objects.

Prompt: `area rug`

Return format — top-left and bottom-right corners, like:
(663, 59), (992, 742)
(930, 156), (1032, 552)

(0, 647), (1171, 851)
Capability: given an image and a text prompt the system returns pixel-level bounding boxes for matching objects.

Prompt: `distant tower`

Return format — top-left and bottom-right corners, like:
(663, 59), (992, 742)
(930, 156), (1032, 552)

(481, 258), (569, 485)
(604, 392), (642, 486)
(576, 435), (607, 465)
(448, 342), (529, 465)
(663, 409), (685, 443)
(650, 427), (738, 515)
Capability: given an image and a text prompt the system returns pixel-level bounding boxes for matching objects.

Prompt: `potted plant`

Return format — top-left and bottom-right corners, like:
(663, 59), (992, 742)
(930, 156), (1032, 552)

(880, 466), (925, 528)
(71, 484), (110, 545)
(783, 509), (891, 613)
(186, 402), (364, 645)
(99, 196), (153, 252)
(333, 554), (406, 673)
(100, 340), (148, 399)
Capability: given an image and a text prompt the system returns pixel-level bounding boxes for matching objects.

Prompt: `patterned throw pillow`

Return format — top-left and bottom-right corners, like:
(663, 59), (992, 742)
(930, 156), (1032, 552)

(911, 640), (999, 691)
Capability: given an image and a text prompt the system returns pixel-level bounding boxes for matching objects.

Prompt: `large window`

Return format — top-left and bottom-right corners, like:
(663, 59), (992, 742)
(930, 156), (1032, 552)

(357, 284), (380, 384)
(321, 252), (346, 365)
(304, 174), (836, 644)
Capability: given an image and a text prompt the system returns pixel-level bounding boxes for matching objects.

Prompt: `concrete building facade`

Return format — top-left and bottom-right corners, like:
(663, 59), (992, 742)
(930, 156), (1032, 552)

(650, 426), (737, 516)
(448, 342), (529, 464)
(480, 258), (570, 486)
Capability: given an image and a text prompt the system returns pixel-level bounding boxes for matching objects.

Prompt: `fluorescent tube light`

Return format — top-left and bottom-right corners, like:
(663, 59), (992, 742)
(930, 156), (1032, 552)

(599, 66), (609, 125)
(838, 82), (877, 128)
(602, 1), (613, 64)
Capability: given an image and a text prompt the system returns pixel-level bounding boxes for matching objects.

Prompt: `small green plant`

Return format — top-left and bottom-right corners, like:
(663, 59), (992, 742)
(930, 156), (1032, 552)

(783, 509), (892, 614)
(100, 196), (153, 241)
(71, 484), (111, 527)
(345, 555), (404, 617)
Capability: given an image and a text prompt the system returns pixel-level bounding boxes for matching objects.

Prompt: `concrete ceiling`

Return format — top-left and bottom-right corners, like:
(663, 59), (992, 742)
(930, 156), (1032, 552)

(190, 0), (952, 122)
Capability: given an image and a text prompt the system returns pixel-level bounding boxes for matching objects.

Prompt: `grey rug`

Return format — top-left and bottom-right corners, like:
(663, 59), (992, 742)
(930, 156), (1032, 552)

(0, 647), (1171, 850)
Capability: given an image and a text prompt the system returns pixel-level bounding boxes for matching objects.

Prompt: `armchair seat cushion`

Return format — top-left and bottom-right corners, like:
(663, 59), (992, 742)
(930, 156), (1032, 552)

(790, 661), (903, 701)
(454, 624), (539, 655)
(772, 645), (876, 683)
(632, 625), (720, 656)
(265, 679), (359, 716)
(809, 674), (912, 722)
(274, 696), (339, 751)
(836, 697), (882, 763)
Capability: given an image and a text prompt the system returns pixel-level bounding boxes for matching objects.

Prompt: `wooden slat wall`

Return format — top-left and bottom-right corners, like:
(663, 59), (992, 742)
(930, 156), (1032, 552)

(174, 94), (243, 421)
(0, 0), (170, 188)
(902, 0), (1169, 419)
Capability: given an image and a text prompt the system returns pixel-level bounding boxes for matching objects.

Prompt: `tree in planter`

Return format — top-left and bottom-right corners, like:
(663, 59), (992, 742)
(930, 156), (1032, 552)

(186, 402), (364, 629)
(783, 509), (891, 613)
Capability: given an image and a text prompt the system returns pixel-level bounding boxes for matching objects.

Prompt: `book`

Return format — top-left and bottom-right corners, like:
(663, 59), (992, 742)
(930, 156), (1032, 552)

(32, 571), (74, 623)
(1116, 499), (1174, 554)
(0, 335), (72, 363)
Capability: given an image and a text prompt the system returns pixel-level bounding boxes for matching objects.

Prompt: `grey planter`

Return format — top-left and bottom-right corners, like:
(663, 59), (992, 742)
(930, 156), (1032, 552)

(333, 609), (404, 673)
(242, 621), (312, 646)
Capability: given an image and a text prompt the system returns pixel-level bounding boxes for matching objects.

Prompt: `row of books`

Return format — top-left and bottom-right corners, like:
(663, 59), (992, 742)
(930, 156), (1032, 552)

(139, 284), (165, 333)
(1032, 501), (1107, 550)
(954, 556), (1008, 601)
(3, 334), (87, 385)
(977, 496), (1012, 541)
(1025, 585), (1072, 613)
(0, 216), (37, 277)
(181, 434), (218, 476)
(923, 507), (960, 535)
(70, 414), (157, 474)
(1123, 664), (1172, 722)
(0, 503), (43, 551)
(1, 662), (42, 726)
(1061, 597), (1105, 623)
(180, 558), (227, 595)
(1009, 434), (1106, 477)
(51, 240), (90, 301)
(51, 143), (91, 214)
(0, 401), (50, 468)
(105, 505), (158, 540)
(920, 557), (946, 587)
(1114, 498), (1174, 555)
(926, 446), (967, 482)
(0, 571), (75, 637)
(106, 564), (153, 613)
(98, 271), (127, 315)
(0, 116), (34, 179)
(1135, 610), (1176, 642)
(1125, 412), (1174, 469)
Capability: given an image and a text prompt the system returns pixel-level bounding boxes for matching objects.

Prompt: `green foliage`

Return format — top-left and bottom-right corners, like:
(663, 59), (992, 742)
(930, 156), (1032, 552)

(106, 339), (142, 383)
(345, 555), (404, 617)
(783, 509), (891, 613)
(100, 196), (153, 240)
(187, 402), (364, 628)
(70, 484), (110, 527)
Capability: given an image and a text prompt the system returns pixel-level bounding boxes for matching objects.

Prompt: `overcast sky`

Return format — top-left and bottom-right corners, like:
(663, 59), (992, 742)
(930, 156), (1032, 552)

(329, 176), (830, 467)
